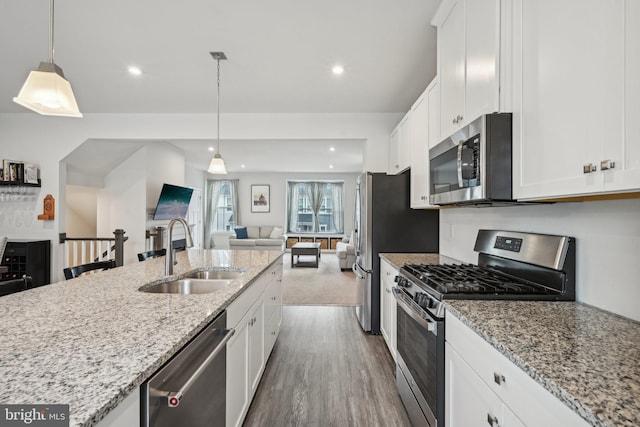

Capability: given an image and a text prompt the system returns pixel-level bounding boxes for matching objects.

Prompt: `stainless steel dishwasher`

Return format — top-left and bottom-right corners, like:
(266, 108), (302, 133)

(142, 311), (235, 427)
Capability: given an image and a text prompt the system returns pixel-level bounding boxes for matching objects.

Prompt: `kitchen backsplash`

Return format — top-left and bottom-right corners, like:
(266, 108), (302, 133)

(439, 198), (640, 322)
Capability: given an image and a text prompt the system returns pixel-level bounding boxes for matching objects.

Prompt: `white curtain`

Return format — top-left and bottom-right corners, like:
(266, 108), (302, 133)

(307, 182), (328, 232)
(330, 182), (344, 233)
(204, 179), (239, 248)
(204, 180), (224, 248)
(286, 182), (301, 233)
(229, 179), (239, 228)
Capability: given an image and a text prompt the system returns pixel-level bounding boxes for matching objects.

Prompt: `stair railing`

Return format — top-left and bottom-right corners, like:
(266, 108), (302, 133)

(59, 229), (127, 269)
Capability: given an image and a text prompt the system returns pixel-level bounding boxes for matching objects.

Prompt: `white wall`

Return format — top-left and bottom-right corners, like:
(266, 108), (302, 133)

(97, 148), (147, 265)
(439, 199), (640, 321)
(65, 185), (98, 237)
(145, 142), (186, 210)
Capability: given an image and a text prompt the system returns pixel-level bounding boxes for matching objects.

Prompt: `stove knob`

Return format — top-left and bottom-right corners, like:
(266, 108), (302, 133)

(395, 276), (410, 288)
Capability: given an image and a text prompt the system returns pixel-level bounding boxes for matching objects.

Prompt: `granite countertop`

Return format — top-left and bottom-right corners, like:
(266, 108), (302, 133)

(446, 301), (640, 427)
(379, 252), (461, 269)
(0, 249), (283, 427)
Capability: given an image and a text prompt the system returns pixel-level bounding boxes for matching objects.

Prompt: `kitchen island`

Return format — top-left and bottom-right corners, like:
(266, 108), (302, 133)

(0, 249), (283, 427)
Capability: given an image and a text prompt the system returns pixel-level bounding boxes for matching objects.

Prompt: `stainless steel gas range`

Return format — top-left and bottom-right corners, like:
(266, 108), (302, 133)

(392, 230), (576, 427)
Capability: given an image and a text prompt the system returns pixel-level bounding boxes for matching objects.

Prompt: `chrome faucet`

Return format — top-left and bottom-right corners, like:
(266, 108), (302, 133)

(165, 218), (194, 276)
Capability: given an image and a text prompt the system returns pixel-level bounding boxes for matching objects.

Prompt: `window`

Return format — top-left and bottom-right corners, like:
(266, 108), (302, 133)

(213, 182), (235, 231)
(205, 179), (238, 236)
(286, 181), (344, 234)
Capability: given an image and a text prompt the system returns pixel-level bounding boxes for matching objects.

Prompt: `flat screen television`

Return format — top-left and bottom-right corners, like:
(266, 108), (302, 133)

(153, 184), (194, 220)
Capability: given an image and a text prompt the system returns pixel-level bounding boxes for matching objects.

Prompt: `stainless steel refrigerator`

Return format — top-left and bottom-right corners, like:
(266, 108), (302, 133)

(353, 171), (439, 333)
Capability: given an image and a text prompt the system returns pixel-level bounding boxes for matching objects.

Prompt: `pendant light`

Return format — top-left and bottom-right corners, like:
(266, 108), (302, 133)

(208, 52), (227, 174)
(13, 0), (82, 117)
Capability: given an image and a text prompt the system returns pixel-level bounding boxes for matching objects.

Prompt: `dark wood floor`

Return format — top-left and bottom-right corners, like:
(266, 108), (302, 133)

(243, 306), (411, 427)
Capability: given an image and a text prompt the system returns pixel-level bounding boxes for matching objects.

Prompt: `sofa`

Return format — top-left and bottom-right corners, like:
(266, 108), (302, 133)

(228, 226), (286, 251)
(336, 231), (356, 271)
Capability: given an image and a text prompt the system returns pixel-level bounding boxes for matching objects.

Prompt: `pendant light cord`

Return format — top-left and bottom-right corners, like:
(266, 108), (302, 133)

(216, 58), (221, 154)
(49, 0), (55, 63)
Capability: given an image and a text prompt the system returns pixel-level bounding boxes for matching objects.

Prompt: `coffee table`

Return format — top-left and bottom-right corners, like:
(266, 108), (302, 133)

(291, 242), (321, 268)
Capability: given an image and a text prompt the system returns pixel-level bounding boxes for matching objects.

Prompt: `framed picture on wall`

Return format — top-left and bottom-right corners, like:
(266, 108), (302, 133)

(251, 184), (270, 213)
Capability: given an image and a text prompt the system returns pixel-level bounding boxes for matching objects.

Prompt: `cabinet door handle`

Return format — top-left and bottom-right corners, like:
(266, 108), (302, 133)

(452, 117), (457, 124)
(600, 159), (616, 171)
(583, 163), (597, 174)
(493, 372), (506, 385)
(487, 413), (500, 427)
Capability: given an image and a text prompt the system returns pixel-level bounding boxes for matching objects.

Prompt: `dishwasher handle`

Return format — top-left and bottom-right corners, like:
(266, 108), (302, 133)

(155, 327), (236, 407)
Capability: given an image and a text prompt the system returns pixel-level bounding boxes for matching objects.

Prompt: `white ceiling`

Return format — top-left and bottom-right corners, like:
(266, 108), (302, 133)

(1, 0), (440, 173)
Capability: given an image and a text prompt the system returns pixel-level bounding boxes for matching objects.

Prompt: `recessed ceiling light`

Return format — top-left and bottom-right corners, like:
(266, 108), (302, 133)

(329, 164), (334, 169)
(127, 66), (143, 76)
(332, 65), (344, 75)
(208, 146), (215, 152)
(241, 164), (246, 168)
(329, 146), (336, 152)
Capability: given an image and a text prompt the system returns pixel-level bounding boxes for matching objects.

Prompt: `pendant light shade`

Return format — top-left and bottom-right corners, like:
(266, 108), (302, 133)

(13, 0), (82, 117)
(207, 52), (227, 174)
(208, 154), (227, 174)
(14, 62), (82, 117)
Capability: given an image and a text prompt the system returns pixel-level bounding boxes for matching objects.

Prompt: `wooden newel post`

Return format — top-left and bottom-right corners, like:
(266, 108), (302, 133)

(113, 229), (126, 267)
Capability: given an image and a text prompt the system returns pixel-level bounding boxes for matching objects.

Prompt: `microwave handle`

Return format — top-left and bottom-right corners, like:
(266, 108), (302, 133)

(456, 141), (464, 188)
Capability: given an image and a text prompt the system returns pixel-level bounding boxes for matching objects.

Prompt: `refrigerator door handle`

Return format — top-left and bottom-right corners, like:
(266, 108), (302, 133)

(352, 263), (365, 279)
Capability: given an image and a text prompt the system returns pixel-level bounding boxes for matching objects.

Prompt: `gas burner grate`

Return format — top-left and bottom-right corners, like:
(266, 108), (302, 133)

(403, 263), (550, 295)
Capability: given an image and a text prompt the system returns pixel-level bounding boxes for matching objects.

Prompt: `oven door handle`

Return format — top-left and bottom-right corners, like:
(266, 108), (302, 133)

(392, 287), (437, 336)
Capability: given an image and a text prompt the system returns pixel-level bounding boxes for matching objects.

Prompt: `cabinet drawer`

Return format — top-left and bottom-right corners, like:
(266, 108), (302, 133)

(227, 275), (267, 328)
(446, 343), (525, 427)
(446, 313), (589, 427)
(263, 275), (282, 322)
(380, 258), (398, 283)
(264, 307), (281, 359)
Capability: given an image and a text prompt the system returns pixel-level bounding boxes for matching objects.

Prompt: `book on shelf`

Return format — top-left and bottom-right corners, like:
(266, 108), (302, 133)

(1, 159), (40, 184)
(23, 163), (39, 184)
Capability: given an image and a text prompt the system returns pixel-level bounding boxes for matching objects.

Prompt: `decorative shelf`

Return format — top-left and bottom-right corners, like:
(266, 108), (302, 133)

(0, 180), (41, 187)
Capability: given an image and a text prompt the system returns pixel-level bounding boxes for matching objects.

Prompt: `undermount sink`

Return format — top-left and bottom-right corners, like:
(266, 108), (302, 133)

(140, 278), (233, 294)
(185, 270), (245, 280)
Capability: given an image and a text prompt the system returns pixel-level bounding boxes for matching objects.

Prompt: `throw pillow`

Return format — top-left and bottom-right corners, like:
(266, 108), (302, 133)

(234, 227), (248, 239)
(269, 227), (283, 239)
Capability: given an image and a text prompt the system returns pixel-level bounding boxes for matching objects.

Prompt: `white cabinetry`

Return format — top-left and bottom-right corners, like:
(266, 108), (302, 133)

(226, 315), (250, 427)
(247, 300), (265, 395)
(389, 112), (411, 175)
(513, 0), (640, 200)
(445, 313), (590, 427)
(428, 78), (441, 149)
(226, 259), (283, 427)
(410, 79), (439, 209)
(446, 344), (525, 427)
(263, 263), (282, 359)
(433, 0), (501, 140)
(379, 258), (398, 361)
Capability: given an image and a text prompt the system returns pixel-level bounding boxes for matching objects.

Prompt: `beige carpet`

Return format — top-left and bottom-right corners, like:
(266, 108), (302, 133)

(282, 252), (358, 306)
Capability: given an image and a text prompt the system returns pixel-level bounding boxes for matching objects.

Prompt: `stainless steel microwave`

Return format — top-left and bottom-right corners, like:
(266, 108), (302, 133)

(429, 113), (513, 206)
